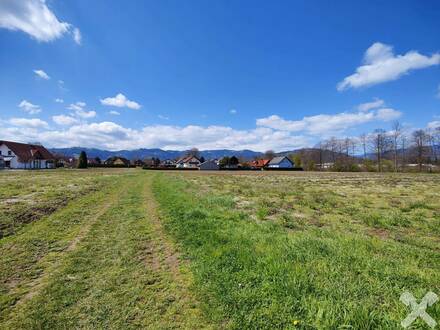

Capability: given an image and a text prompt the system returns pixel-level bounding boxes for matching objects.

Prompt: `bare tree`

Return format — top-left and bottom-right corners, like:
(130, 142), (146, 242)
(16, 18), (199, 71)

(327, 137), (338, 163)
(264, 150), (275, 159)
(370, 129), (389, 172)
(412, 130), (427, 172)
(186, 147), (200, 158)
(426, 128), (438, 164)
(359, 133), (368, 160)
(391, 121), (402, 172)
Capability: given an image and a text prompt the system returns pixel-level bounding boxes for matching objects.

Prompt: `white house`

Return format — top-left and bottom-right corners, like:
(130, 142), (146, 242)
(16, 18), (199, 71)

(267, 156), (294, 168)
(175, 155), (201, 168)
(0, 140), (55, 169)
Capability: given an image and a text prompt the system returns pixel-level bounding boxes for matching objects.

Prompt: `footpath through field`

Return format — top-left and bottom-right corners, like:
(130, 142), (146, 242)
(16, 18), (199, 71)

(0, 173), (208, 329)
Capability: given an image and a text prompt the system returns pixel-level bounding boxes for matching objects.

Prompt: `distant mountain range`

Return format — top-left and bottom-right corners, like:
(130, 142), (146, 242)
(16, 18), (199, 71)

(49, 147), (266, 160)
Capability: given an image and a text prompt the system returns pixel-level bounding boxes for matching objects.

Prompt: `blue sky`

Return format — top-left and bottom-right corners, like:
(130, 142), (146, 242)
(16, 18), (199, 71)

(0, 0), (439, 151)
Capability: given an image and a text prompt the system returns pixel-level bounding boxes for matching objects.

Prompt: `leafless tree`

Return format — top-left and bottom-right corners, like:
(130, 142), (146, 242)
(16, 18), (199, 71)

(186, 147), (200, 158)
(412, 129), (427, 172)
(370, 129), (389, 172)
(391, 121), (402, 171)
(359, 133), (368, 160)
(264, 150), (275, 159)
(426, 128), (438, 164)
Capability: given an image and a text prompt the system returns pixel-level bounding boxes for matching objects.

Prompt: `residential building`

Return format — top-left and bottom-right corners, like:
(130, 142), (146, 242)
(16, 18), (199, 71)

(132, 159), (145, 167)
(104, 156), (130, 166)
(199, 160), (219, 170)
(250, 159), (271, 169)
(0, 140), (55, 169)
(175, 155), (201, 168)
(267, 156), (294, 168)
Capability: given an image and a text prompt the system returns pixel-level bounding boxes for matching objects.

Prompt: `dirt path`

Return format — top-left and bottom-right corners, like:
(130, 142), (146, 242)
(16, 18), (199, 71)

(14, 190), (121, 307)
(2, 173), (211, 329)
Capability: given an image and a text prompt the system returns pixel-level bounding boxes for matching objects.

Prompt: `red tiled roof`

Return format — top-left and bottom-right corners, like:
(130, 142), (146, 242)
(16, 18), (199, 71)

(251, 159), (270, 168)
(0, 140), (54, 162)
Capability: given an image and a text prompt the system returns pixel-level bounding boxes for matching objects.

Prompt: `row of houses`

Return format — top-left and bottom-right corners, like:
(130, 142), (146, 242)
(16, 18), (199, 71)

(0, 140), (296, 170)
(170, 155), (296, 170)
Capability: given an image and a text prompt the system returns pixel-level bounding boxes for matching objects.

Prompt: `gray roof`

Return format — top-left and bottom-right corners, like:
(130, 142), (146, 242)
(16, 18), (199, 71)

(268, 156), (292, 165)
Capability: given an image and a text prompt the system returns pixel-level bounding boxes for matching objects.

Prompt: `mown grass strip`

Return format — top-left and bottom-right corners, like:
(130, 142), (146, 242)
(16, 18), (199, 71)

(2, 174), (209, 329)
(0, 174), (128, 320)
(152, 173), (440, 329)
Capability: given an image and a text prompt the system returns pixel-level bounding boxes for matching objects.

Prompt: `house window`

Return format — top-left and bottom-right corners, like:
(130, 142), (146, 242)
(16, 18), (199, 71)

(8, 151), (12, 156)
(0, 150), (2, 155)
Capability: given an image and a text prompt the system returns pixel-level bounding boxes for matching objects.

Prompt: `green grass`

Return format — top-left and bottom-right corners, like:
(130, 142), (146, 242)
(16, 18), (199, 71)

(1, 169), (439, 329)
(0, 170), (208, 329)
(152, 172), (440, 329)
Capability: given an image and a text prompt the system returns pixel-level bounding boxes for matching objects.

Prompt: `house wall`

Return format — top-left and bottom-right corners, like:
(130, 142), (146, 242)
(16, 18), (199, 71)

(268, 158), (294, 168)
(199, 162), (219, 170)
(0, 144), (53, 169)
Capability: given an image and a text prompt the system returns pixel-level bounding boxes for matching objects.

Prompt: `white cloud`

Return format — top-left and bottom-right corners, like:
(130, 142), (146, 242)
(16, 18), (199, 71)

(0, 0), (80, 43)
(158, 114), (169, 120)
(9, 117), (48, 128)
(0, 101), (403, 152)
(257, 106), (401, 135)
(18, 100), (41, 114)
(52, 115), (79, 126)
(75, 109), (96, 119)
(375, 108), (401, 121)
(427, 121), (440, 129)
(67, 102), (86, 111)
(73, 27), (81, 45)
(54, 98), (64, 103)
(357, 98), (385, 112)
(0, 119), (309, 152)
(100, 93), (141, 110)
(67, 101), (96, 119)
(230, 109), (237, 114)
(109, 110), (120, 115)
(33, 69), (50, 80)
(338, 42), (440, 91)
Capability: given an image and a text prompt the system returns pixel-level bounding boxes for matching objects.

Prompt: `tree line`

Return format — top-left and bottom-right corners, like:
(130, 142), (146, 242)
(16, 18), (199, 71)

(292, 121), (440, 172)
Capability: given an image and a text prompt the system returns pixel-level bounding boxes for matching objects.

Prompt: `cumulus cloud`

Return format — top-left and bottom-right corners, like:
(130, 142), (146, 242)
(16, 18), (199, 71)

(100, 93), (141, 110)
(52, 115), (79, 126)
(0, 101), (403, 151)
(357, 98), (385, 112)
(0, 119), (309, 152)
(9, 117), (48, 128)
(33, 69), (50, 80)
(75, 109), (96, 119)
(0, 0), (80, 43)
(427, 121), (440, 129)
(18, 100), (41, 114)
(67, 101), (96, 119)
(54, 98), (64, 103)
(109, 110), (120, 115)
(337, 42), (440, 91)
(67, 101), (86, 111)
(257, 105), (401, 135)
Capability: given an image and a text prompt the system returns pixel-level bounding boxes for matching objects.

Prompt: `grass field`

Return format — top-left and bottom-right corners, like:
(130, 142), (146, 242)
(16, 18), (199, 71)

(1, 169), (439, 329)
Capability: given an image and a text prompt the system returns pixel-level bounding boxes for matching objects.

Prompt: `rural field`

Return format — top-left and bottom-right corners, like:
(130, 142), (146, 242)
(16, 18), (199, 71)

(1, 169), (439, 329)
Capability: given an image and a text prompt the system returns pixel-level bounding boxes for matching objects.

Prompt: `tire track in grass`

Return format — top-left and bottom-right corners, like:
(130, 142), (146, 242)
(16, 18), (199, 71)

(15, 188), (122, 307)
(0, 174), (129, 321)
(3, 174), (211, 329)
